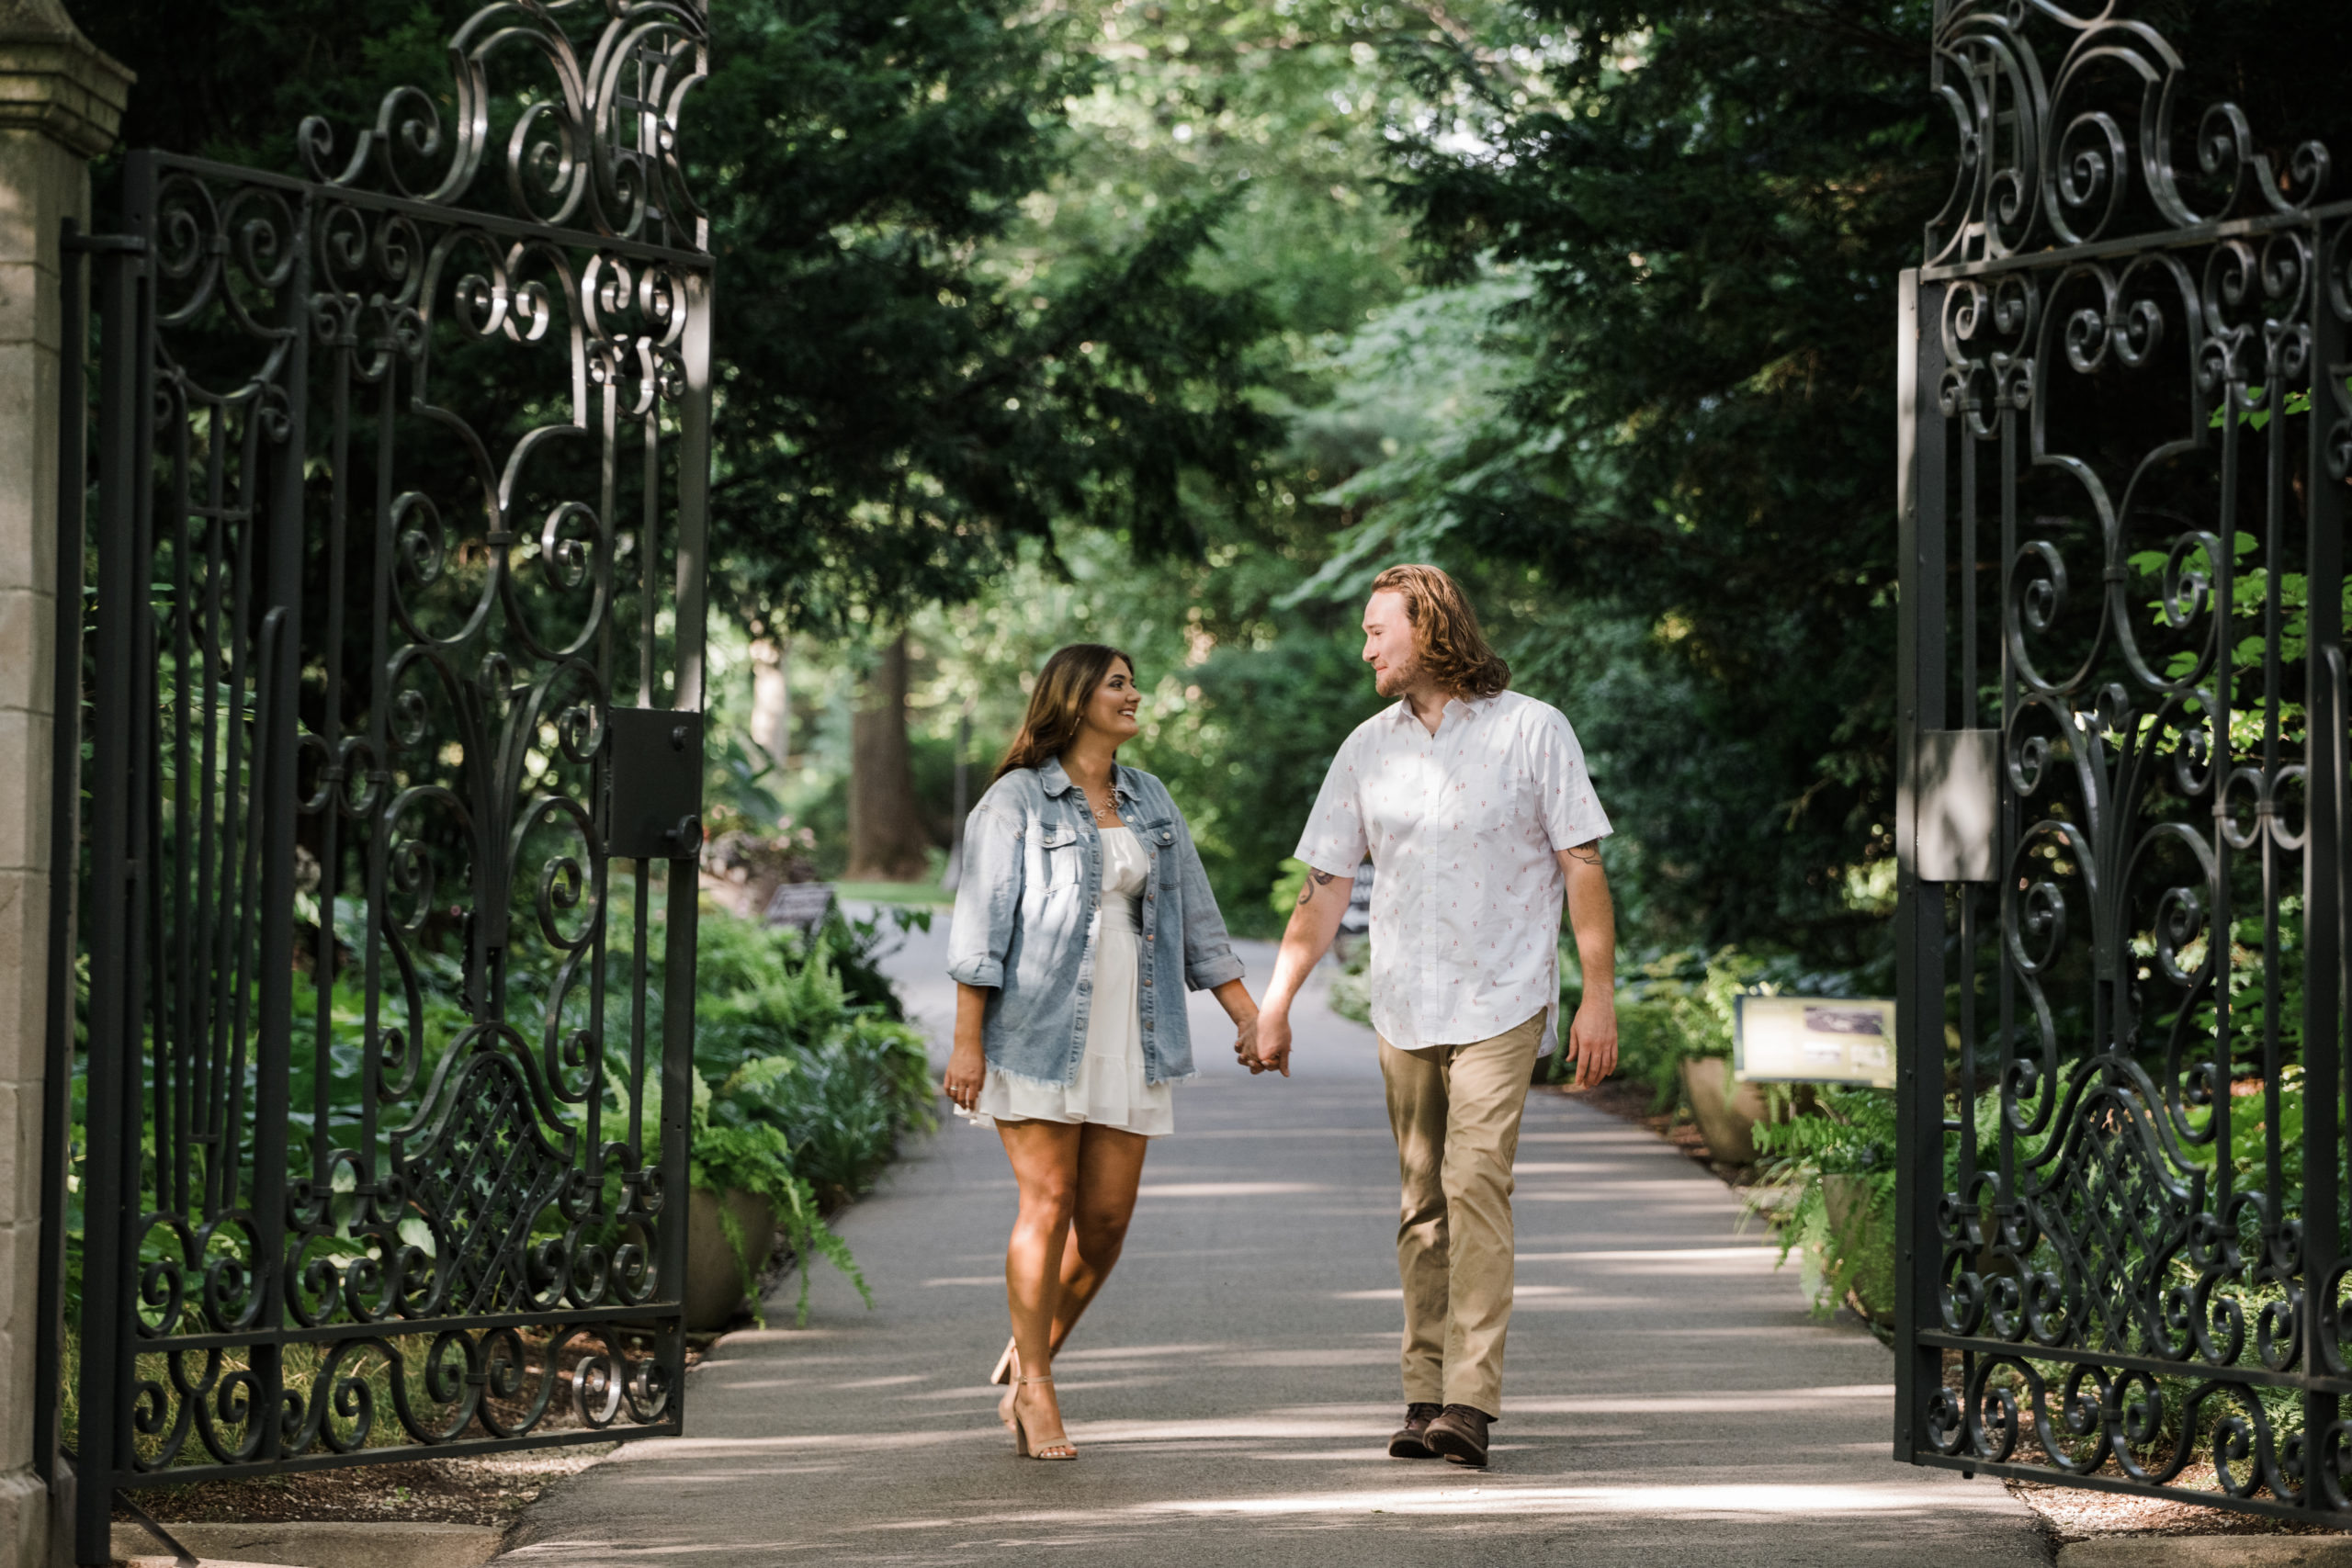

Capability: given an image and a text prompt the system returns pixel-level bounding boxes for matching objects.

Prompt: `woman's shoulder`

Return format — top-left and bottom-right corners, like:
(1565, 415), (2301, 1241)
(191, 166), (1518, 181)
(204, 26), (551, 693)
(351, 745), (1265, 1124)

(976, 767), (1047, 817)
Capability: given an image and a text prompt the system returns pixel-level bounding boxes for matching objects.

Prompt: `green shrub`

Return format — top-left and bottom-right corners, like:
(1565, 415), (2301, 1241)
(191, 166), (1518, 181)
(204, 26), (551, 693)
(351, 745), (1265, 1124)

(1750, 1086), (1897, 1328)
(688, 1067), (866, 1330)
(1579, 944), (1883, 1102)
(625, 903), (937, 1324)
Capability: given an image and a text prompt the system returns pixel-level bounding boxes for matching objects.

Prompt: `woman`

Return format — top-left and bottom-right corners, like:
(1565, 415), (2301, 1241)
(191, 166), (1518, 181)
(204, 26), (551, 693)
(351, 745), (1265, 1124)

(943, 644), (1259, 1461)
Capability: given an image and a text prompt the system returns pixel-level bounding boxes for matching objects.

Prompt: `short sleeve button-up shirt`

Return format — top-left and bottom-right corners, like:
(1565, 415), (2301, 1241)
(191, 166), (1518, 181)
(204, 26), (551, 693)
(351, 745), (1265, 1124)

(1294, 689), (1611, 1054)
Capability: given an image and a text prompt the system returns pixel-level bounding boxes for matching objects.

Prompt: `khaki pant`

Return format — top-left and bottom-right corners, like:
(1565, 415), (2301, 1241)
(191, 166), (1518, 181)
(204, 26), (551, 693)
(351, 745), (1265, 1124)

(1380, 1011), (1544, 1418)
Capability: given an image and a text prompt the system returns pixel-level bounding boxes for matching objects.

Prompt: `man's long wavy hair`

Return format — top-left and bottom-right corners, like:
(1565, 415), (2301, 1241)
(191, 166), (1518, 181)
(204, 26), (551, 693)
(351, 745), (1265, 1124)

(993, 643), (1137, 783)
(1372, 563), (1510, 699)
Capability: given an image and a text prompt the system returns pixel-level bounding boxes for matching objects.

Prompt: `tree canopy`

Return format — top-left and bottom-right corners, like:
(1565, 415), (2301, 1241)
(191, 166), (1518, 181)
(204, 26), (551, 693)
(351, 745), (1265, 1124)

(81, 0), (1284, 636)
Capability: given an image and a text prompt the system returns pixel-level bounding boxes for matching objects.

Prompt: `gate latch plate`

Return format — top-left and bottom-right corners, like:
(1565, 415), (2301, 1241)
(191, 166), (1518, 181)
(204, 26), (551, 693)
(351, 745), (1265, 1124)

(606, 707), (705, 860)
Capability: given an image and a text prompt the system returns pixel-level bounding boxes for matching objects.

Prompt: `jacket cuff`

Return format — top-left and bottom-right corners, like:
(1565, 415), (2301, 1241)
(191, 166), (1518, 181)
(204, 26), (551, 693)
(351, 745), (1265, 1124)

(1186, 951), (1247, 991)
(949, 958), (1003, 988)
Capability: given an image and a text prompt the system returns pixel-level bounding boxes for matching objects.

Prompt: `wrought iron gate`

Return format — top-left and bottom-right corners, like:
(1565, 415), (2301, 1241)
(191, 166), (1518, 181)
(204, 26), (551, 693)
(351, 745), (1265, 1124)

(54, 5), (713, 1558)
(1895, 1), (2351, 1519)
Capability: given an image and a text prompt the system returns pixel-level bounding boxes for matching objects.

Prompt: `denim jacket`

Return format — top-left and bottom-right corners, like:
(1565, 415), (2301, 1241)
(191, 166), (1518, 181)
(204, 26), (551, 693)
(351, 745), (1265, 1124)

(947, 757), (1246, 1089)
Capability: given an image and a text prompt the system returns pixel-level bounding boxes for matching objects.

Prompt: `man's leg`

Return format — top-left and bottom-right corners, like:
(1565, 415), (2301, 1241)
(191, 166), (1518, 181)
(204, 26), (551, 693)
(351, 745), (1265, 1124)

(1380, 1037), (1450, 1406)
(1435, 1011), (1545, 1417)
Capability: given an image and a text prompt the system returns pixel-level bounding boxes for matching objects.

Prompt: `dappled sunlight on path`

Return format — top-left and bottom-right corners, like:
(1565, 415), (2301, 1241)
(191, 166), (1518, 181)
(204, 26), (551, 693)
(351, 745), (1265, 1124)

(499, 936), (2044, 1566)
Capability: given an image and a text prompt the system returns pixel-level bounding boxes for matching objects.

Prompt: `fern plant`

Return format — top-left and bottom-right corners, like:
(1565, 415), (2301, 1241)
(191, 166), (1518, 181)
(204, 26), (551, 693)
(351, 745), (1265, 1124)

(601, 904), (934, 1326)
(691, 1069), (869, 1329)
(1749, 1086), (1898, 1332)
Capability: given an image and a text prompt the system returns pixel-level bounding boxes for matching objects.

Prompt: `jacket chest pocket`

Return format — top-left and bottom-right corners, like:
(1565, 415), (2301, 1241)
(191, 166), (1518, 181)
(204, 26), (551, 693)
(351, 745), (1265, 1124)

(1137, 824), (1176, 892)
(1037, 825), (1083, 891)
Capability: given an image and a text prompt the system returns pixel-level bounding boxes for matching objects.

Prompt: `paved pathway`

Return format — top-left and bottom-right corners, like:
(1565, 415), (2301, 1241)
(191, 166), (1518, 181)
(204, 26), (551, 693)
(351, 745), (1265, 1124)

(503, 919), (2048, 1566)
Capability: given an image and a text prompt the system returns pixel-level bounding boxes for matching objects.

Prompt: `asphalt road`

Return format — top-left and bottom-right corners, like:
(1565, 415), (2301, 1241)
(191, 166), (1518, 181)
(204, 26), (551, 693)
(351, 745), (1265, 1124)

(500, 914), (2048, 1567)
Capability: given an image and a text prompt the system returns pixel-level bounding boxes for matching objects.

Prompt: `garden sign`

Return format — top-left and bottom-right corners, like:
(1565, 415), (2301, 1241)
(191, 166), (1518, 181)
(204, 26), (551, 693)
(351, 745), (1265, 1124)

(1733, 996), (1896, 1089)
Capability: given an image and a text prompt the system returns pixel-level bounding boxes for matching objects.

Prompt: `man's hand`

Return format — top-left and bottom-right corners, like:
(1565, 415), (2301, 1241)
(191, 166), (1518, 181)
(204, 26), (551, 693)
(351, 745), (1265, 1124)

(1557, 840), (1618, 1091)
(1563, 998), (1617, 1090)
(1249, 1008), (1294, 1077)
(1249, 861), (1351, 1080)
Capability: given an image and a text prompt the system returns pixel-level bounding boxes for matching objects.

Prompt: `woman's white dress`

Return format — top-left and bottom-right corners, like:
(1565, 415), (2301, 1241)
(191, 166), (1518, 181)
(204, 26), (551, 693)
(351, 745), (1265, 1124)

(961, 825), (1175, 1137)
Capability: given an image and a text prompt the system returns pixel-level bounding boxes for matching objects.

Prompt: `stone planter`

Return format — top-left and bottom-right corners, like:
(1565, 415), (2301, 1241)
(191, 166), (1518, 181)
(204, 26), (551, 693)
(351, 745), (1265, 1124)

(1822, 1173), (1896, 1325)
(1680, 1055), (1767, 1164)
(684, 1186), (779, 1332)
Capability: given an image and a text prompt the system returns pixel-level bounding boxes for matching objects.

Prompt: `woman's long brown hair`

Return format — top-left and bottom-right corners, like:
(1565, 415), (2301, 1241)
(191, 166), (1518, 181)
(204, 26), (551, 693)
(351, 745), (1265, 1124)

(1370, 563), (1510, 698)
(992, 643), (1137, 783)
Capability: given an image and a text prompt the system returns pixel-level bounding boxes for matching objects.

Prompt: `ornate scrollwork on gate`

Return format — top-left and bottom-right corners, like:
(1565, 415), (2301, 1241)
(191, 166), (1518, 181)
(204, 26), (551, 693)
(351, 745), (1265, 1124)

(1926, 1), (2332, 268)
(1903, 0), (2352, 1522)
(71, 2), (709, 1530)
(298, 0), (708, 247)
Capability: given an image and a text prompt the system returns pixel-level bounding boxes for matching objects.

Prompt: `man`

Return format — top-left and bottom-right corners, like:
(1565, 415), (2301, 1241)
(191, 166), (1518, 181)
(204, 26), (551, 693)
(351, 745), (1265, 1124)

(1249, 563), (1617, 1470)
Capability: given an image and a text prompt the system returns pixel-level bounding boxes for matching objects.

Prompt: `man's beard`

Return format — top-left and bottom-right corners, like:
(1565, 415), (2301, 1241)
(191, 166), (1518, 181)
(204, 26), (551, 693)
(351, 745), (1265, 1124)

(1374, 652), (1421, 697)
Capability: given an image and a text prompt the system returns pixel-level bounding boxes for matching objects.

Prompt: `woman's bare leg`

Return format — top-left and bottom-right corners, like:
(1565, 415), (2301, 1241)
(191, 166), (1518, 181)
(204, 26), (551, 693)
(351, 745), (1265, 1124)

(1051, 1124), (1150, 1352)
(998, 1119), (1083, 1447)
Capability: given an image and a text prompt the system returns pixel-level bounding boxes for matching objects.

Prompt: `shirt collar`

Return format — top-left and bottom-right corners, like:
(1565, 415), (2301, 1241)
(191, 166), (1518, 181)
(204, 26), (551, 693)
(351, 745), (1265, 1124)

(1387, 692), (1488, 729)
(1038, 756), (1136, 799)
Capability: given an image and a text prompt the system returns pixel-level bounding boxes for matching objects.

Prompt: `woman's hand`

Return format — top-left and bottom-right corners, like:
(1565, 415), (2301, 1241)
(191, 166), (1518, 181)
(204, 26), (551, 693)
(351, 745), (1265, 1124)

(942, 1036), (986, 1112)
(1209, 977), (1276, 1077)
(944, 982), (991, 1111)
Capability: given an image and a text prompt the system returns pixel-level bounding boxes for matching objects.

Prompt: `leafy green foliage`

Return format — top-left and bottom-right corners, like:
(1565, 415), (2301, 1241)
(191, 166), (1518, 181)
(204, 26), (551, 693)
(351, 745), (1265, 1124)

(693, 0), (1283, 626)
(689, 1083), (866, 1330)
(606, 905), (935, 1324)
(667, 910), (937, 1198)
(1040, 0), (1428, 346)
(1604, 945), (1886, 1106)
(1751, 1088), (1898, 1325)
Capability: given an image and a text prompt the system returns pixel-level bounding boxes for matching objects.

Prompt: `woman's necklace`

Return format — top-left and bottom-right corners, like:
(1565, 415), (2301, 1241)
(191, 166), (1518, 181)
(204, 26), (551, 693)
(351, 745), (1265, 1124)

(1076, 774), (1123, 828)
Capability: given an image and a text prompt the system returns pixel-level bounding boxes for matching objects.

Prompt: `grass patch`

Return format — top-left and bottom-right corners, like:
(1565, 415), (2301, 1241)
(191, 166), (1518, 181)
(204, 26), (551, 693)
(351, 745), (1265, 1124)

(833, 881), (956, 907)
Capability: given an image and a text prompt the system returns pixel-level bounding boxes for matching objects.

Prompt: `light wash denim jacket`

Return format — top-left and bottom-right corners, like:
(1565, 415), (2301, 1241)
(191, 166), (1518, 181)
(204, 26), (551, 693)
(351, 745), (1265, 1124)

(946, 757), (1245, 1089)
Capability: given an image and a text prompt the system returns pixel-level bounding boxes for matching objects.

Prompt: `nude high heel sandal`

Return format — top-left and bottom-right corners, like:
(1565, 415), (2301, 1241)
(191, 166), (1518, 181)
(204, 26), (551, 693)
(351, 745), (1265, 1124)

(1006, 1374), (1076, 1461)
(989, 1336), (1018, 1385)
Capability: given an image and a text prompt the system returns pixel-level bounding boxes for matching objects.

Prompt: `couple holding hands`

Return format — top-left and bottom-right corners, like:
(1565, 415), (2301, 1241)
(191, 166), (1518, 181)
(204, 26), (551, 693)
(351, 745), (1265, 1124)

(941, 564), (1619, 1469)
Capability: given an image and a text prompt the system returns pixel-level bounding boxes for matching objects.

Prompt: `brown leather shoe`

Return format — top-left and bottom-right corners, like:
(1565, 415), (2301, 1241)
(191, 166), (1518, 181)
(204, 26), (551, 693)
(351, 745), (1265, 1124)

(1388, 1402), (1445, 1458)
(1424, 1404), (1493, 1467)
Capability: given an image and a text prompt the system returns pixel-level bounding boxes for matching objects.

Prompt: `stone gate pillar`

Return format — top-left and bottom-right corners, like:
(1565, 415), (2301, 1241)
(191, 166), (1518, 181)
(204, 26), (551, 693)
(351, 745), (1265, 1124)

(0, 3), (128, 1562)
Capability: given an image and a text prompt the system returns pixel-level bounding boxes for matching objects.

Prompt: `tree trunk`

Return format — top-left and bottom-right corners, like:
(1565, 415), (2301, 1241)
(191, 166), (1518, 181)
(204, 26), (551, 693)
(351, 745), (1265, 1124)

(748, 636), (789, 772)
(846, 631), (932, 882)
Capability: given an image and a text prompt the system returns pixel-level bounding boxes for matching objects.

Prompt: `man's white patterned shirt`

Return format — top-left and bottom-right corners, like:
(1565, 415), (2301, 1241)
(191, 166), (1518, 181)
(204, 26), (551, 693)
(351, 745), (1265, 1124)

(1294, 690), (1611, 1054)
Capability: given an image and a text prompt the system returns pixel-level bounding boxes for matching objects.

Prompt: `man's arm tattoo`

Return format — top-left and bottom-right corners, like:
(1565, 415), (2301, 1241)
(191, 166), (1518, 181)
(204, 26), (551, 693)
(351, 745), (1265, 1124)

(1565, 843), (1604, 867)
(1295, 868), (1340, 907)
